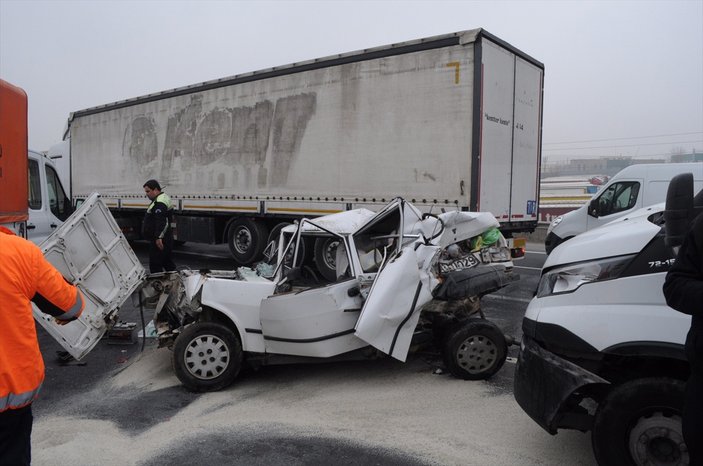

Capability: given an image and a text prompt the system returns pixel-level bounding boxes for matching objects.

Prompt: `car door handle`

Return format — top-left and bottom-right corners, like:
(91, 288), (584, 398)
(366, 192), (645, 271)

(50, 223), (58, 228)
(27, 224), (36, 230)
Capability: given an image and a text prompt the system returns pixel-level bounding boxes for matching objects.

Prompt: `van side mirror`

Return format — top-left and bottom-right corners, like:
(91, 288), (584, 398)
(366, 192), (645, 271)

(664, 173), (695, 248)
(588, 199), (599, 218)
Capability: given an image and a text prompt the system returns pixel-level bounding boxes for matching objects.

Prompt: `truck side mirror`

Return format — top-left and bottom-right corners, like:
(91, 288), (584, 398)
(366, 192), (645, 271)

(588, 199), (599, 218)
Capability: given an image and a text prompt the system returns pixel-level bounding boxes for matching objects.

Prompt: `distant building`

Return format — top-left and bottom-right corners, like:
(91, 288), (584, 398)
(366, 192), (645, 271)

(542, 156), (666, 178)
(671, 151), (703, 163)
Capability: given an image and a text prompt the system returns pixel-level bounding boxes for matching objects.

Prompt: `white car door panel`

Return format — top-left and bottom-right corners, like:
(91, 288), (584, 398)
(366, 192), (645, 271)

(34, 193), (145, 360)
(260, 280), (367, 357)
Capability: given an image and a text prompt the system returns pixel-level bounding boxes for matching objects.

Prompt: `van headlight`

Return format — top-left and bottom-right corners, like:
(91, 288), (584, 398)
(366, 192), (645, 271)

(547, 216), (563, 234)
(536, 254), (635, 298)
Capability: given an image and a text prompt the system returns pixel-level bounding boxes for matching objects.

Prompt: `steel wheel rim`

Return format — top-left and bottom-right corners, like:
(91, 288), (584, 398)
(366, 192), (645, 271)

(234, 227), (252, 254)
(629, 412), (686, 465)
(184, 334), (230, 380)
(322, 239), (339, 269)
(456, 334), (497, 374)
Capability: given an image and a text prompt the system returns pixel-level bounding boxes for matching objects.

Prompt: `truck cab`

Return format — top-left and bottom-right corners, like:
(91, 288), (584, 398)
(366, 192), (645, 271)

(27, 149), (72, 244)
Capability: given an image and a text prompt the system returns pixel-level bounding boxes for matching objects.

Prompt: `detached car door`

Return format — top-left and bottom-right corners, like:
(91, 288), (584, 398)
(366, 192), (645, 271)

(35, 193), (145, 360)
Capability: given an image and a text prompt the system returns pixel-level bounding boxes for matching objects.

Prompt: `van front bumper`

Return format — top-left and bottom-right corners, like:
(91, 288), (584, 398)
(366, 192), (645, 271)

(513, 336), (608, 434)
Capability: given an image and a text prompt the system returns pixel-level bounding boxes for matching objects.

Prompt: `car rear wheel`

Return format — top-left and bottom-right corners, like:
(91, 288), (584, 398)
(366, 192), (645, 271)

(172, 321), (243, 392)
(442, 318), (507, 380)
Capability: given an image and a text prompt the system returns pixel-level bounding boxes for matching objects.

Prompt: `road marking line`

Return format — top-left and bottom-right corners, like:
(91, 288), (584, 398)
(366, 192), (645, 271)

(483, 294), (532, 304)
(515, 265), (541, 271)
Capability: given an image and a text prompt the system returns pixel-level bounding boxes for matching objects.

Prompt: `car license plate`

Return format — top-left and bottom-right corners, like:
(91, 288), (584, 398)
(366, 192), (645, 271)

(439, 255), (480, 273)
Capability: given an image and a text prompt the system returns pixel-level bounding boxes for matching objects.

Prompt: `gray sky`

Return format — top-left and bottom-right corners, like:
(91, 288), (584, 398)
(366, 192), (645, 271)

(1, 0), (702, 162)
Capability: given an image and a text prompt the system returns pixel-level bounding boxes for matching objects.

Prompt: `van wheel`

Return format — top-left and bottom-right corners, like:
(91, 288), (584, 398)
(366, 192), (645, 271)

(227, 218), (269, 264)
(314, 237), (340, 282)
(591, 378), (687, 466)
(172, 322), (243, 392)
(442, 318), (507, 380)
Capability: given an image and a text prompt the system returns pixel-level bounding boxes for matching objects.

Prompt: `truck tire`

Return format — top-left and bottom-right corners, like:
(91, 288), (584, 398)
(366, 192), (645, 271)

(227, 218), (268, 264)
(267, 222), (291, 247)
(442, 318), (507, 380)
(172, 322), (243, 392)
(591, 377), (687, 466)
(314, 237), (340, 282)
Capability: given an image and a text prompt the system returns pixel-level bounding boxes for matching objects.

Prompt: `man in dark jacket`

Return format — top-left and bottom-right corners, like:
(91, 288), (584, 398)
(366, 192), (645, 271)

(663, 213), (703, 465)
(142, 179), (176, 273)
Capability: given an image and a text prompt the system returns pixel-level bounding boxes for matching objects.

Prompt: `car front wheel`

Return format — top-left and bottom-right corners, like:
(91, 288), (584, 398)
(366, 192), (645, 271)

(172, 321), (243, 392)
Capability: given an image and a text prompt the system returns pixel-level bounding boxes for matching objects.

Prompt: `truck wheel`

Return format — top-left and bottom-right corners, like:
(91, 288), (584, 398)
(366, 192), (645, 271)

(172, 322), (243, 392)
(267, 222), (291, 248)
(442, 318), (507, 380)
(227, 218), (269, 264)
(591, 378), (687, 466)
(314, 237), (340, 282)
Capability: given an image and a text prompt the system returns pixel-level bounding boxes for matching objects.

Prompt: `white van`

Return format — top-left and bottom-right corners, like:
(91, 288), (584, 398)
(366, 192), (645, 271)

(27, 150), (73, 244)
(544, 162), (703, 253)
(515, 200), (690, 464)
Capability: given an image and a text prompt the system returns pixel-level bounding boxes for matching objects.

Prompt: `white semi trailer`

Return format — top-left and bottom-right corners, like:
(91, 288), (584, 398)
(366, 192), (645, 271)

(60, 28), (544, 278)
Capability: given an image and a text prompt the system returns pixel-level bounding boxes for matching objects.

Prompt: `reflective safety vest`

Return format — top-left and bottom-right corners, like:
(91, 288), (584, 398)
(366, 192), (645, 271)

(142, 192), (174, 240)
(0, 229), (85, 412)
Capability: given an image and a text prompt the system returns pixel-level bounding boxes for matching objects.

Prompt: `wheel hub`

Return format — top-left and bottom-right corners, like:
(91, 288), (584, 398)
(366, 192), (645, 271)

(234, 228), (252, 254)
(184, 334), (230, 380)
(322, 240), (339, 268)
(629, 412), (687, 465)
(456, 334), (497, 374)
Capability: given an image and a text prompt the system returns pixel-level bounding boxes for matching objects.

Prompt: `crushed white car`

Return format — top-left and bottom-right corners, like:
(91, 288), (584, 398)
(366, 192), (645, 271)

(140, 198), (520, 392)
(40, 194), (519, 392)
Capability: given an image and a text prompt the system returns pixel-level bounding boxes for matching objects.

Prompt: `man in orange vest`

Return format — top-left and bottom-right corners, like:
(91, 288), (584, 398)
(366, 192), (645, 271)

(0, 226), (85, 465)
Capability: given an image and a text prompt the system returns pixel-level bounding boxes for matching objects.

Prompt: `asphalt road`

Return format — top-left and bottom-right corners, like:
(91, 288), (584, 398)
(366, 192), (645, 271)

(31, 242), (595, 466)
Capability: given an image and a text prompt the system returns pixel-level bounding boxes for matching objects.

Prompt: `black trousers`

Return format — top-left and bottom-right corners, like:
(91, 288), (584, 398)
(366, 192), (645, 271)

(684, 367), (703, 465)
(0, 404), (32, 466)
(148, 234), (176, 273)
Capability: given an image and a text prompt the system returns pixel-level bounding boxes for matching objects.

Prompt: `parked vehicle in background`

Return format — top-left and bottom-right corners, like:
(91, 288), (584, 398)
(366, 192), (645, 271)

(1, 80), (70, 243)
(514, 172), (701, 464)
(57, 28), (543, 278)
(544, 162), (703, 254)
(27, 149), (72, 244)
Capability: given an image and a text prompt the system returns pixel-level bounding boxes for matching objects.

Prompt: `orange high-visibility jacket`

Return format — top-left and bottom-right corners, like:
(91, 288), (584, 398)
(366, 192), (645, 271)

(0, 228), (85, 412)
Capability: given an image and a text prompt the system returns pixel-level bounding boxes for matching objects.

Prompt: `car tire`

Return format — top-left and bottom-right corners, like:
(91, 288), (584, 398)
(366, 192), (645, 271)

(442, 318), (507, 380)
(591, 377), (687, 466)
(172, 321), (243, 392)
(227, 218), (269, 264)
(314, 237), (340, 282)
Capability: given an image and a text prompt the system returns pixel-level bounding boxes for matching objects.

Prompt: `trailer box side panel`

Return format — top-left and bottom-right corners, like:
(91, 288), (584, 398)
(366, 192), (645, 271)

(477, 39), (541, 223)
(71, 45), (476, 206)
